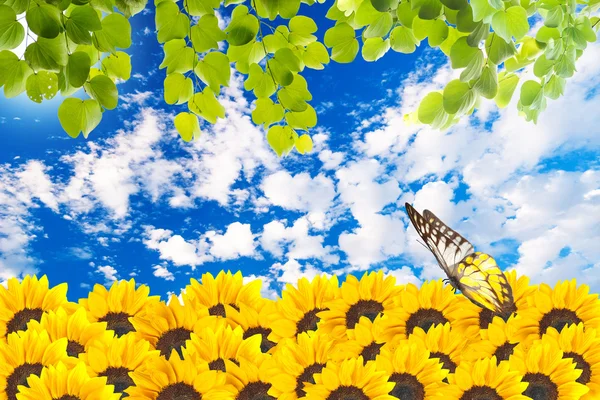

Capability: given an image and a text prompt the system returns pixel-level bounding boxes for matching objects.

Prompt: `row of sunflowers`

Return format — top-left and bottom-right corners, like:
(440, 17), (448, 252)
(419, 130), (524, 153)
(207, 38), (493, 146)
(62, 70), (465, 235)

(0, 271), (599, 400)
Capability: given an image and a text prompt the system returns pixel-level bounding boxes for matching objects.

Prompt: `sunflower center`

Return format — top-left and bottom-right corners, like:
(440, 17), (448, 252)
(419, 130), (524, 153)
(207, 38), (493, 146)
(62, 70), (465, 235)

(564, 352), (592, 385)
(360, 342), (384, 363)
(479, 308), (495, 330)
(295, 363), (325, 398)
(346, 300), (384, 329)
(209, 358), (226, 372)
(156, 382), (201, 400)
(6, 362), (44, 400)
(67, 340), (85, 357)
(243, 327), (276, 353)
(522, 372), (559, 400)
(55, 396), (81, 400)
(538, 309), (582, 336)
(100, 367), (135, 394)
(430, 352), (457, 373)
(156, 327), (192, 358)
(405, 308), (448, 335)
(326, 386), (369, 400)
(6, 308), (44, 335)
(235, 381), (275, 400)
(493, 342), (517, 362)
(389, 372), (425, 400)
(459, 386), (502, 400)
(297, 308), (325, 334)
(99, 312), (135, 337)
(208, 303), (240, 317)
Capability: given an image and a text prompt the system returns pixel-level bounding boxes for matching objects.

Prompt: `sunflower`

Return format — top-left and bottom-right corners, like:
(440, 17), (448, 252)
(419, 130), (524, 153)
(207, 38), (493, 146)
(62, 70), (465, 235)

(183, 271), (265, 318)
(15, 361), (120, 400)
(0, 275), (69, 340)
(509, 340), (590, 399)
(130, 294), (217, 357)
(80, 333), (160, 396)
(375, 338), (448, 399)
(385, 280), (480, 340)
(267, 331), (336, 400)
(407, 322), (470, 374)
(182, 323), (263, 373)
(302, 357), (394, 400)
(0, 329), (74, 400)
(79, 279), (161, 337)
(225, 301), (279, 353)
(330, 315), (389, 363)
(224, 354), (278, 400)
(514, 279), (600, 345)
(316, 271), (403, 339)
(463, 315), (521, 363)
(437, 357), (528, 399)
(25, 306), (112, 358)
(268, 275), (340, 342)
(125, 350), (235, 400)
(542, 323), (600, 400)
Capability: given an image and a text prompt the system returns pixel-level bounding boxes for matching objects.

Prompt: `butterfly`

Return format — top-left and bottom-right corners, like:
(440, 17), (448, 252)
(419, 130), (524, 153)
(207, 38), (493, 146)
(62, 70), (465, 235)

(405, 203), (516, 318)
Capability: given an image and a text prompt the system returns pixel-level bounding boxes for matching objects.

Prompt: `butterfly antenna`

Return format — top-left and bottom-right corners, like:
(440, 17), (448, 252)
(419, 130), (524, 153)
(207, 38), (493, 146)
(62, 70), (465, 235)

(416, 239), (429, 251)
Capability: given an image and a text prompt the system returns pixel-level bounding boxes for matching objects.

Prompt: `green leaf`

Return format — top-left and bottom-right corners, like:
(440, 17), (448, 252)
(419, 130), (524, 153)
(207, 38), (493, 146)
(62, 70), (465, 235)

(390, 26), (419, 53)
(544, 6), (563, 28)
(187, 87), (225, 124)
(520, 79), (542, 107)
(412, 17), (432, 41)
(256, 0), (301, 20)
(470, 0), (496, 22)
(164, 73), (193, 105)
(554, 52), (576, 78)
(268, 47), (302, 87)
(324, 22), (359, 63)
(75, 44), (99, 64)
(67, 51), (91, 87)
(355, 0), (381, 27)
(267, 125), (296, 157)
(544, 74), (565, 100)
(115, 0), (147, 17)
(26, 4), (62, 39)
(413, 0), (443, 20)
(456, 5), (478, 32)
(450, 37), (482, 69)
(156, 1), (190, 43)
(494, 72), (519, 108)
(195, 52), (230, 94)
(473, 64), (498, 99)
(441, 0), (467, 10)
(443, 79), (476, 115)
(225, 5), (259, 46)
(3, 0), (28, 14)
(85, 75), (118, 109)
(485, 32), (516, 64)
(0, 50), (18, 87)
(24, 36), (68, 72)
(264, 26), (290, 53)
(65, 5), (102, 45)
(252, 97), (284, 126)
(536, 26), (560, 43)
(184, 0), (219, 16)
(278, 74), (312, 112)
(289, 15), (318, 34)
(0, 5), (24, 50)
(190, 14), (225, 53)
(227, 40), (266, 74)
(26, 71), (58, 103)
(362, 37), (390, 61)
(3, 58), (33, 97)
(371, 0), (397, 12)
(396, 1), (418, 28)
(174, 112), (200, 142)
(244, 63), (276, 98)
(93, 13), (132, 52)
(102, 51), (131, 81)
(364, 12), (393, 38)
(303, 41), (330, 70)
(533, 54), (554, 78)
(491, 6), (529, 42)
(467, 21), (490, 46)
(295, 134), (313, 155)
(159, 39), (195, 74)
(285, 104), (317, 130)
(428, 19), (449, 47)
(58, 98), (102, 138)
(418, 92), (450, 128)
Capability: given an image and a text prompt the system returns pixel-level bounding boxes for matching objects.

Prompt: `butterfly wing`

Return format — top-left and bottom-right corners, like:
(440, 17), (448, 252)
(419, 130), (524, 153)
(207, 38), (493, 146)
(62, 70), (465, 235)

(405, 203), (474, 278)
(455, 252), (515, 317)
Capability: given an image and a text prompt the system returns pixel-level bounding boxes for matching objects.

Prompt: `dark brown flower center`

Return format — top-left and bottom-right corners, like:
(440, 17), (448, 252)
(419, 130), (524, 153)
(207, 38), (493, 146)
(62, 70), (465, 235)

(236, 381), (275, 400)
(326, 386), (369, 400)
(209, 358), (226, 372)
(405, 308), (448, 335)
(208, 303), (239, 317)
(99, 312), (135, 337)
(360, 342), (384, 363)
(538, 309), (582, 336)
(295, 363), (325, 398)
(297, 308), (324, 334)
(389, 372), (425, 400)
(156, 382), (201, 400)
(345, 300), (384, 329)
(6, 308), (44, 336)
(156, 327), (192, 358)
(67, 340), (85, 357)
(55, 396), (81, 400)
(100, 367), (135, 395)
(6, 363), (44, 400)
(479, 308), (495, 330)
(564, 352), (592, 385)
(459, 386), (502, 400)
(523, 373), (559, 400)
(430, 352), (457, 373)
(493, 342), (517, 362)
(243, 327), (276, 353)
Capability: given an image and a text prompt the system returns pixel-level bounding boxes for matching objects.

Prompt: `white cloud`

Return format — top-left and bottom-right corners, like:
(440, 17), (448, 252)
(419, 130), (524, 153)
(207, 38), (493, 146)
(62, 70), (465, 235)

(270, 259), (332, 286)
(261, 170), (336, 214)
(208, 222), (257, 260)
(96, 265), (118, 282)
(143, 228), (209, 267)
(153, 265), (175, 281)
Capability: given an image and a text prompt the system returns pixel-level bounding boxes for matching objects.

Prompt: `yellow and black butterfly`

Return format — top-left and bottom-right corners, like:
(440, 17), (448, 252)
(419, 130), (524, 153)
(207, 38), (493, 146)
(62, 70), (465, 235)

(405, 203), (516, 318)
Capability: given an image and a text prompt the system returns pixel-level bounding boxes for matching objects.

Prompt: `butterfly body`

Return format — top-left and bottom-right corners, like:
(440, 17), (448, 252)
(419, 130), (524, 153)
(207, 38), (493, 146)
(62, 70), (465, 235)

(405, 203), (516, 318)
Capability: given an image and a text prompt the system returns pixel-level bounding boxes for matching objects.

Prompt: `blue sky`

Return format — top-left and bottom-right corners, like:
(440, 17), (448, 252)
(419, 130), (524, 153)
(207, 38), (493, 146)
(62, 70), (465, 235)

(1, 4), (600, 302)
